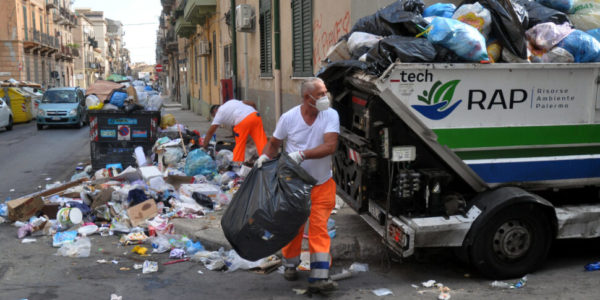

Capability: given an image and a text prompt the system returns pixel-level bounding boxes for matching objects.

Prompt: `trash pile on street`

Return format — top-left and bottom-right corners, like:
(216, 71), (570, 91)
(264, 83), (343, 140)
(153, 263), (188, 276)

(0, 88), (271, 273)
(84, 79), (163, 112)
(319, 0), (600, 91)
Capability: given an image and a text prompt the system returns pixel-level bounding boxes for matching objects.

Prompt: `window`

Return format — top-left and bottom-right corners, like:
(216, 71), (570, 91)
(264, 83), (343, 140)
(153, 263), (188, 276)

(259, 0), (272, 76)
(224, 44), (232, 79)
(291, 0), (313, 77)
(204, 57), (208, 84)
(32, 10), (36, 31)
(194, 47), (199, 83)
(34, 56), (39, 83)
(23, 5), (28, 40)
(212, 31), (217, 85)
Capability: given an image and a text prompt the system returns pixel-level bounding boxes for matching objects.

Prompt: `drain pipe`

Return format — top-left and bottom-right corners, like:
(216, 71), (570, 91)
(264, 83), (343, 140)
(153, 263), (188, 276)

(273, 0), (281, 122)
(230, 0), (238, 99)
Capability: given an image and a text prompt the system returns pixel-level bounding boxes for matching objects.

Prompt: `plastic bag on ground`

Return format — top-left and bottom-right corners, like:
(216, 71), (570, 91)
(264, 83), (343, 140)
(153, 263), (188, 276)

(347, 32), (383, 56)
(424, 3), (456, 18)
(569, 0), (600, 31)
(224, 249), (271, 272)
(514, 0), (572, 29)
(452, 2), (493, 38)
(221, 153), (317, 261)
(526, 22), (574, 50)
(366, 35), (437, 75)
(163, 147), (184, 166)
(537, 0), (574, 13)
(56, 237), (91, 258)
(350, 0), (428, 37)
(146, 95), (163, 111)
(557, 29), (600, 62)
(426, 17), (489, 61)
(479, 0), (529, 59)
(184, 149), (217, 177)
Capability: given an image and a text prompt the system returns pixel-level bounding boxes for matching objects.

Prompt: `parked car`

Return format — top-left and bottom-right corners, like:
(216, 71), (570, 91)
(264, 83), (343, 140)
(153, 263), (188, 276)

(0, 98), (13, 131)
(37, 87), (87, 130)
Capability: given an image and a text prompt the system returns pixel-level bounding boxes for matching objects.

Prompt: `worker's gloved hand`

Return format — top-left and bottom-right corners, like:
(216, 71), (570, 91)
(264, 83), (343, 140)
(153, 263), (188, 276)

(288, 151), (305, 164)
(254, 154), (270, 168)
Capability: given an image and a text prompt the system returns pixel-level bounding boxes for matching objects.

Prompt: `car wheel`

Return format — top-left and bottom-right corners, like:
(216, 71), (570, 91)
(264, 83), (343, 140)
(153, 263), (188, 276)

(37, 123), (43, 130)
(469, 204), (552, 279)
(6, 116), (13, 130)
(76, 117), (84, 129)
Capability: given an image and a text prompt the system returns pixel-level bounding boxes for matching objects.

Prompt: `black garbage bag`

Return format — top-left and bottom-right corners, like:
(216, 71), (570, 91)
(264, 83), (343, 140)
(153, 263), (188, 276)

(511, 1), (529, 29)
(513, 0), (572, 29)
(366, 36), (437, 75)
(317, 60), (371, 96)
(351, 0), (429, 37)
(192, 192), (214, 209)
(471, 0), (528, 59)
(221, 153), (317, 261)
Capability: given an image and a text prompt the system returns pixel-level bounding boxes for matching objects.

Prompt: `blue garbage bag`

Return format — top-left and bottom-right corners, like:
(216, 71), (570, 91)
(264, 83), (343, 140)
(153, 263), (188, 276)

(184, 149), (217, 177)
(536, 0), (573, 13)
(588, 28), (600, 42)
(557, 30), (600, 62)
(144, 85), (153, 91)
(109, 91), (127, 107)
(423, 3), (456, 18)
(427, 17), (489, 61)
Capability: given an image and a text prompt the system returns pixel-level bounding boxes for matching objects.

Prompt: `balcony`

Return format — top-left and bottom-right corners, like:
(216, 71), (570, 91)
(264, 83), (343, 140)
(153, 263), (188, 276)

(33, 30), (41, 43)
(23, 29), (40, 50)
(46, 0), (57, 9)
(175, 17), (194, 38)
(161, 0), (175, 14)
(184, 0), (216, 24)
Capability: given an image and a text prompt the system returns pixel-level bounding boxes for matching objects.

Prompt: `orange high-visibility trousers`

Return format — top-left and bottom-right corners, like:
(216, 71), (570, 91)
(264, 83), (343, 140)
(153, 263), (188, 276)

(232, 112), (267, 162)
(282, 178), (336, 282)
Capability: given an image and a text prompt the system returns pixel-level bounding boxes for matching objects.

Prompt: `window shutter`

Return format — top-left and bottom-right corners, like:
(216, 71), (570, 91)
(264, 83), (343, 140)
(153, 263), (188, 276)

(291, 0), (312, 77)
(260, 0), (272, 76)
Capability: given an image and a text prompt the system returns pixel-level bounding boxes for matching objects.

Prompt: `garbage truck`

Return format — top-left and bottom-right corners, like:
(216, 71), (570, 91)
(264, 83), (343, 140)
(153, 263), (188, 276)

(330, 62), (600, 278)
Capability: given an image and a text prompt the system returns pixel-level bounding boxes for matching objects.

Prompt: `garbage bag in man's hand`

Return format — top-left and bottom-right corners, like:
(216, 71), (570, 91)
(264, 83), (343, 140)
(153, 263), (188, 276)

(221, 153), (317, 261)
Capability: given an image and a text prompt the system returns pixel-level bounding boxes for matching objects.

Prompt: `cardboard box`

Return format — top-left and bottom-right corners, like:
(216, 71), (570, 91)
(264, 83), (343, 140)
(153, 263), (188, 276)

(7, 196), (44, 221)
(127, 199), (158, 227)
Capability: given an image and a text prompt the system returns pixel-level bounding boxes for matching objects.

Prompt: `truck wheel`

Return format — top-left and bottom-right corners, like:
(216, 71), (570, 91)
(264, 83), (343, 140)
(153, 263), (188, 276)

(6, 116), (13, 130)
(469, 204), (552, 279)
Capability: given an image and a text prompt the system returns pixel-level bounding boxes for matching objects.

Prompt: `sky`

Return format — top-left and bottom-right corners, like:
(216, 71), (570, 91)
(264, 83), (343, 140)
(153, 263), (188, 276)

(73, 0), (162, 64)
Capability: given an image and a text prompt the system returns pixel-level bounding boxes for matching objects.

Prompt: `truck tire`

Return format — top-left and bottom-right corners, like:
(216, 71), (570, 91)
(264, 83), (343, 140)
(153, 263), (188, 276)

(469, 204), (552, 279)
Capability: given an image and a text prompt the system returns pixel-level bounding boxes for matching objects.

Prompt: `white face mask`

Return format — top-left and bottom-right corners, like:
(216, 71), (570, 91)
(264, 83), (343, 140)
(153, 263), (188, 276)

(309, 95), (330, 111)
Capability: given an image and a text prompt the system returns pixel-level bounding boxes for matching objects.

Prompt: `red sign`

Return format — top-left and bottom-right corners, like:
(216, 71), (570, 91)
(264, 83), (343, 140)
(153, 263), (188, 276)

(155, 64), (163, 72)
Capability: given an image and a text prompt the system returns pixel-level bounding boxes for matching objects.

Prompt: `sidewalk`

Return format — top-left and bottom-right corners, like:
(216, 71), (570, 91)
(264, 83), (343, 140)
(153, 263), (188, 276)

(162, 96), (387, 262)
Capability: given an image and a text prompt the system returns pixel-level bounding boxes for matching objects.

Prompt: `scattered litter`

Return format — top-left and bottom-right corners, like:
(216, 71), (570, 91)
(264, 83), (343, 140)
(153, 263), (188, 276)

(131, 245), (149, 255)
(411, 284), (419, 289)
(372, 288), (394, 296)
(349, 262), (369, 273)
(330, 269), (353, 281)
(490, 275), (528, 289)
(52, 231), (77, 248)
(134, 264), (143, 270)
(110, 294), (122, 300)
(119, 267), (131, 271)
(438, 291), (451, 300)
(56, 237), (91, 258)
(585, 262), (600, 271)
(21, 238), (37, 243)
(9, 189), (15, 192)
(422, 280), (436, 288)
(197, 270), (203, 274)
(112, 260), (119, 265)
(163, 258), (190, 265)
(293, 288), (307, 295)
(96, 259), (108, 264)
(142, 260), (158, 274)
(169, 248), (186, 259)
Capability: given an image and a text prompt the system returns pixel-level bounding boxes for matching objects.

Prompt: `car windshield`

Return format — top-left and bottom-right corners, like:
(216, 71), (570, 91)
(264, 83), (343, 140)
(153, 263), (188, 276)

(42, 90), (77, 103)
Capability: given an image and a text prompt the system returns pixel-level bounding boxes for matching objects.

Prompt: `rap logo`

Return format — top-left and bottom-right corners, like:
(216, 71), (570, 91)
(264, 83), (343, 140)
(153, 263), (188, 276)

(412, 80), (462, 120)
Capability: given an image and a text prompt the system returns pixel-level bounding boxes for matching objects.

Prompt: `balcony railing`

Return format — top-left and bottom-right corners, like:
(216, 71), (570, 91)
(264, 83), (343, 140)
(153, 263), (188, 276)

(33, 30), (41, 42)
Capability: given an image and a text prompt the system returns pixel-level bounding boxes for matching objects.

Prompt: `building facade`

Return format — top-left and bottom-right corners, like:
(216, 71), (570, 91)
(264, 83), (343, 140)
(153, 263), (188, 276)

(157, 0), (414, 133)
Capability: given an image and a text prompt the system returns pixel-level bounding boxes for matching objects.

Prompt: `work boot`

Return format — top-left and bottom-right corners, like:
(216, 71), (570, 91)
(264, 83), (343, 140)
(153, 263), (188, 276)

(283, 267), (298, 281)
(308, 279), (338, 295)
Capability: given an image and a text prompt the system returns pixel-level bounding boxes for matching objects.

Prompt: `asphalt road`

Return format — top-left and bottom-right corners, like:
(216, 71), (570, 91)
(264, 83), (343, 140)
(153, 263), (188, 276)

(0, 121), (90, 202)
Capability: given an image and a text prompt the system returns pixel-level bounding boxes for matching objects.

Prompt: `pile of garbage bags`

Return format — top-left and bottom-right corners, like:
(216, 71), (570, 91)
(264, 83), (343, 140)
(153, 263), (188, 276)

(84, 80), (162, 112)
(319, 0), (600, 88)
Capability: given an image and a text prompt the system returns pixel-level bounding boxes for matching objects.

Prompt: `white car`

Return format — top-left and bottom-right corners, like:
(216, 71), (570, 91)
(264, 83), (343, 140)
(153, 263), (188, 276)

(0, 98), (14, 131)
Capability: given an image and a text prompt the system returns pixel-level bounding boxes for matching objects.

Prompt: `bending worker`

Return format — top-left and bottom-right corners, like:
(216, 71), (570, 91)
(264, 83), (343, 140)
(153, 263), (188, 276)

(255, 77), (340, 294)
(202, 99), (267, 163)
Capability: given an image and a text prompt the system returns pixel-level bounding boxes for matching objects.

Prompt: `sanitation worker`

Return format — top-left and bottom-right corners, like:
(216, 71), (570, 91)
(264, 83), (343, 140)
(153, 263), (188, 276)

(202, 99), (267, 163)
(255, 77), (340, 294)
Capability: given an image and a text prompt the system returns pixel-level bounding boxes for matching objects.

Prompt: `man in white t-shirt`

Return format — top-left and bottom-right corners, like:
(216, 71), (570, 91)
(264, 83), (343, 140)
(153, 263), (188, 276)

(256, 77), (340, 294)
(202, 99), (267, 162)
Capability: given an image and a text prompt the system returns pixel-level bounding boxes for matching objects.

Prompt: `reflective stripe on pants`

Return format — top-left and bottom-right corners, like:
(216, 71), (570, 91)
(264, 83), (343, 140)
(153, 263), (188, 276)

(282, 178), (336, 282)
(232, 112), (267, 162)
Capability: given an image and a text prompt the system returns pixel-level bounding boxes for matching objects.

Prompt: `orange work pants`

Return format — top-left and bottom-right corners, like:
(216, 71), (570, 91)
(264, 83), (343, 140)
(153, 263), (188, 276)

(282, 178), (336, 282)
(232, 112), (267, 162)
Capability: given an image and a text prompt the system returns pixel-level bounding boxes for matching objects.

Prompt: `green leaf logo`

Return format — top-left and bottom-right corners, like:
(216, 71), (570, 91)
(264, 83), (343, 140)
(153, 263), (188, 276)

(418, 80), (460, 109)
